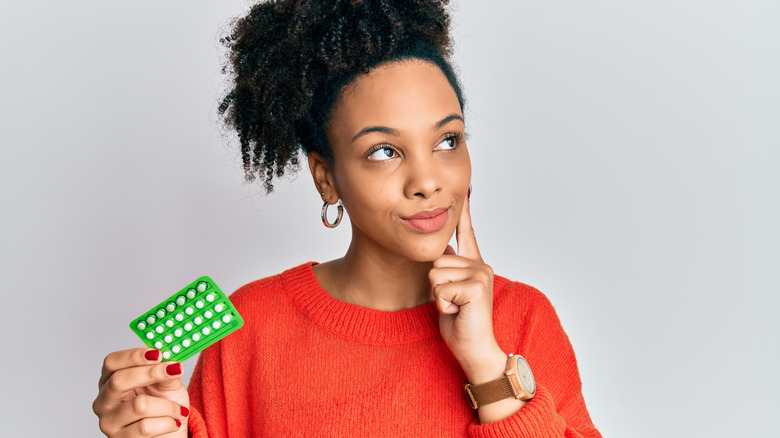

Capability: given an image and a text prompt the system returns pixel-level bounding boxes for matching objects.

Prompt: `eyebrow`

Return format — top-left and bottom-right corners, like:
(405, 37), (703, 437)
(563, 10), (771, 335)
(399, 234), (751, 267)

(350, 114), (464, 143)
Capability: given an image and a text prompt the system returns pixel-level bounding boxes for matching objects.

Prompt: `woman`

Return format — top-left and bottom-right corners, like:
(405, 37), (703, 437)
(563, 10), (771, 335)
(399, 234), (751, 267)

(93, 1), (601, 436)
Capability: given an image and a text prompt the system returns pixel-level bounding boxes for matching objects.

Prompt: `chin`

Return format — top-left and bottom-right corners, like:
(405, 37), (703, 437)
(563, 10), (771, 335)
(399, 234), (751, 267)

(400, 240), (452, 263)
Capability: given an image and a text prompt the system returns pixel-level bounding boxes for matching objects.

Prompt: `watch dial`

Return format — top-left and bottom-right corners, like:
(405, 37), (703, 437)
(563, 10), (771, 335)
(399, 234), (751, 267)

(516, 356), (536, 393)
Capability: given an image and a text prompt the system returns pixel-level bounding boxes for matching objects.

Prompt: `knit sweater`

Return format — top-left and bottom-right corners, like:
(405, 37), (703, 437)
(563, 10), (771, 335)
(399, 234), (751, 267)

(187, 263), (600, 437)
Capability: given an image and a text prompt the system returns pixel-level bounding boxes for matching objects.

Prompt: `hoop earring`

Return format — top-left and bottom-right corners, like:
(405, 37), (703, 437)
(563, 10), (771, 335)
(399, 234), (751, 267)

(321, 200), (344, 228)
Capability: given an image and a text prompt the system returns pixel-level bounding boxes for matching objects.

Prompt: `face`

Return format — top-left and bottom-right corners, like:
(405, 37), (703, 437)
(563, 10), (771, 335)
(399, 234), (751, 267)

(315, 60), (471, 262)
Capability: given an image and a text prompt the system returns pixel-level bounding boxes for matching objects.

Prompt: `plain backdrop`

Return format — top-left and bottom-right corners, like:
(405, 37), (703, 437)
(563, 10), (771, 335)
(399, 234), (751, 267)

(1, 1), (778, 436)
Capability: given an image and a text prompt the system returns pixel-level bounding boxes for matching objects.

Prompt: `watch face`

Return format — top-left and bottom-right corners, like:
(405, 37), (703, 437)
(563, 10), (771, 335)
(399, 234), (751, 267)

(515, 356), (536, 394)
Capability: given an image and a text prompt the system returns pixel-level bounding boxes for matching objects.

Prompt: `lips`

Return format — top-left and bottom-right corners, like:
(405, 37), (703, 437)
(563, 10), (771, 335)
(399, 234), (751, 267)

(401, 208), (449, 233)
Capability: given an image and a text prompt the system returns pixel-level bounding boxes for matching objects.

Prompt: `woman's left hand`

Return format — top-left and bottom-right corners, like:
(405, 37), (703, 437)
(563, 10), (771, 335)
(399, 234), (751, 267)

(429, 195), (507, 384)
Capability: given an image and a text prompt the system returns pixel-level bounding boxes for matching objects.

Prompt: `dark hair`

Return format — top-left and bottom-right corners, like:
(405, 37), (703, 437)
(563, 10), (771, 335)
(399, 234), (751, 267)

(218, 0), (464, 192)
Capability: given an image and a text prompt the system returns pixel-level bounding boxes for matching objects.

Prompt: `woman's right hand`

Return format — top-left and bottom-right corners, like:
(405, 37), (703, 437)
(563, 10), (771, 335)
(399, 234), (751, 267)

(93, 348), (190, 437)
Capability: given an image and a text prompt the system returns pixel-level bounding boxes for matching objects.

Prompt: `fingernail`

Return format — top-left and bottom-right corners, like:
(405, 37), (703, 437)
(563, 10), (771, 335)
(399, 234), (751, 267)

(166, 363), (182, 376)
(175, 419), (182, 428)
(144, 350), (160, 361)
(467, 185), (472, 200)
(181, 406), (189, 417)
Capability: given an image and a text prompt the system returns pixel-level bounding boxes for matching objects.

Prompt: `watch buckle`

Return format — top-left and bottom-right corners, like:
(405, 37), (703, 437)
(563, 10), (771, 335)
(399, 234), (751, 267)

(463, 383), (479, 409)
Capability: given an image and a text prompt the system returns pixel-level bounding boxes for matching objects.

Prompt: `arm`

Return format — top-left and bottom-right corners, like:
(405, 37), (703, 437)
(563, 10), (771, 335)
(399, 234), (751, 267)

(430, 196), (599, 435)
(186, 342), (226, 438)
(466, 286), (601, 438)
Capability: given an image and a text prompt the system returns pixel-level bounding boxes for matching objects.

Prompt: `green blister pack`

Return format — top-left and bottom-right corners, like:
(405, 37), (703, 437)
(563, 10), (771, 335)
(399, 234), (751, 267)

(129, 276), (244, 362)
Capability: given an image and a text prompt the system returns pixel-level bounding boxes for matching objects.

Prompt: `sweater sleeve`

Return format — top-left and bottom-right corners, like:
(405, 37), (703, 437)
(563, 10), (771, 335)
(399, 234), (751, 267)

(466, 284), (601, 438)
(186, 341), (227, 438)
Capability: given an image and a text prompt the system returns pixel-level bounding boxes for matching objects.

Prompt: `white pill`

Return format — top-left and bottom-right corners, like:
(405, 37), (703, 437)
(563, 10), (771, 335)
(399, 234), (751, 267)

(166, 302), (176, 312)
(146, 316), (155, 324)
(197, 282), (207, 292)
(214, 304), (224, 312)
(154, 341), (163, 349)
(156, 309), (165, 318)
(204, 311), (213, 319)
(202, 327), (211, 335)
(176, 296), (186, 306)
(165, 320), (174, 328)
(174, 329), (182, 337)
(195, 301), (204, 309)
(146, 332), (154, 339)
(194, 317), (202, 325)
(155, 326), (164, 333)
(185, 307), (194, 315)
(163, 351), (171, 359)
(164, 335), (172, 343)
(172, 345), (180, 353)
(212, 321), (221, 330)
(136, 322), (146, 330)
(184, 323), (192, 331)
(206, 294), (215, 302)
(175, 313), (184, 321)
(222, 315), (231, 323)
(192, 333), (201, 341)
(186, 289), (196, 299)
(182, 339), (191, 347)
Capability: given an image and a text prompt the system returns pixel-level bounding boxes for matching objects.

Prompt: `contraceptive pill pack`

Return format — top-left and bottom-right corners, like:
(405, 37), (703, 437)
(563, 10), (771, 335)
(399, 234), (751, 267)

(129, 276), (244, 362)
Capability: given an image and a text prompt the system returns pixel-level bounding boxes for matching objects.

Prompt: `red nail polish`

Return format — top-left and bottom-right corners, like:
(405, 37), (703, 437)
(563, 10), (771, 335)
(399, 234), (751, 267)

(467, 186), (472, 200)
(144, 350), (160, 361)
(175, 419), (182, 428)
(166, 363), (182, 376)
(181, 406), (189, 417)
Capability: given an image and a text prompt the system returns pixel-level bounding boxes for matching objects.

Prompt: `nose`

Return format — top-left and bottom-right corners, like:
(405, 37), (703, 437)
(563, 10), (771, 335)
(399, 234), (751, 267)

(403, 152), (441, 199)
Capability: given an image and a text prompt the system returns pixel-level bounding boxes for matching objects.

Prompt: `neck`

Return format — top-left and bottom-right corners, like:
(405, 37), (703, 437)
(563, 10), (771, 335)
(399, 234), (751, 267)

(314, 231), (435, 312)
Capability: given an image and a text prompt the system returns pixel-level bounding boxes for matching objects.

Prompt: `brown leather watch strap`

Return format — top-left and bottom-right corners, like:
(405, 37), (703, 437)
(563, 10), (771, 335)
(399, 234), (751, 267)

(463, 376), (513, 409)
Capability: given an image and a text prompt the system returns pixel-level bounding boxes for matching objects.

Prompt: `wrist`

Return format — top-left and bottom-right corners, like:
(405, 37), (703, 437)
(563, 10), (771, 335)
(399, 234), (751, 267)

(460, 346), (507, 385)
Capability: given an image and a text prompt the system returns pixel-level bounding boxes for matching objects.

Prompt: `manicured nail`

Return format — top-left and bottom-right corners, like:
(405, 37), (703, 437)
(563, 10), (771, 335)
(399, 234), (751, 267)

(144, 350), (160, 361)
(166, 363), (182, 376)
(175, 419), (182, 428)
(467, 185), (472, 200)
(181, 406), (189, 417)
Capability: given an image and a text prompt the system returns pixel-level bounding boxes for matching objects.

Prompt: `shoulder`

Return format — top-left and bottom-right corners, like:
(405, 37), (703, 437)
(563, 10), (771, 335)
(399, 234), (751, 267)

(491, 274), (568, 349)
(227, 262), (316, 313)
(492, 274), (557, 316)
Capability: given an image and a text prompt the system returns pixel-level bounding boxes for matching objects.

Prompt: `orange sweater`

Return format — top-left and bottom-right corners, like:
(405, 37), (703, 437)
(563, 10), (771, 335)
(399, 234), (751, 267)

(187, 263), (600, 437)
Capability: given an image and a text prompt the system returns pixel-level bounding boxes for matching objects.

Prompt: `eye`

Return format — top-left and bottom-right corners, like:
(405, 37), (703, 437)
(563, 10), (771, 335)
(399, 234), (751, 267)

(366, 145), (398, 161)
(435, 133), (464, 151)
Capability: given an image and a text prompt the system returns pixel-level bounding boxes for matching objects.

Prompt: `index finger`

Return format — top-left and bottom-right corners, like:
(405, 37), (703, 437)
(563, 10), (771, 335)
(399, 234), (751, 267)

(456, 193), (482, 262)
(100, 348), (161, 387)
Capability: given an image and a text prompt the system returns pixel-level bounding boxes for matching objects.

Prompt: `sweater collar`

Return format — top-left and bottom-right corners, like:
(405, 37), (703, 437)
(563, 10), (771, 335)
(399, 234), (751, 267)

(283, 262), (441, 345)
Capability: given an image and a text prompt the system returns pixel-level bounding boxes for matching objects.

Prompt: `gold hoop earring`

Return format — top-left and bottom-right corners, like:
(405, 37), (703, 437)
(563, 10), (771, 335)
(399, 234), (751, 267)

(321, 200), (344, 228)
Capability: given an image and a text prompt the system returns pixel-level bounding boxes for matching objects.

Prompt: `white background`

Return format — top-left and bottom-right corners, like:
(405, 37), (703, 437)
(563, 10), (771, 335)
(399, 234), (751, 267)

(1, 1), (778, 436)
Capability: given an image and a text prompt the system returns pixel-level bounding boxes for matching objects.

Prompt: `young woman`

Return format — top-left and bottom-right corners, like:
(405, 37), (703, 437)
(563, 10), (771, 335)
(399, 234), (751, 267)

(93, 1), (601, 437)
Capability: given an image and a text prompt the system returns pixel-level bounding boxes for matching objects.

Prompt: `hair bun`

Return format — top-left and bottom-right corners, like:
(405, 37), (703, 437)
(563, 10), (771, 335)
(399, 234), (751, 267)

(219, 0), (456, 192)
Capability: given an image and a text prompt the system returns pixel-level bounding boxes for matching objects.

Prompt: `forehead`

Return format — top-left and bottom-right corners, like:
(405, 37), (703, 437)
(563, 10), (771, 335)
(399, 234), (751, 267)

(328, 60), (462, 138)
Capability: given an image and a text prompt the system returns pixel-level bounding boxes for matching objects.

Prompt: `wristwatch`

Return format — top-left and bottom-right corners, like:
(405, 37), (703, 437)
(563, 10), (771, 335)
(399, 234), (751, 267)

(463, 354), (536, 409)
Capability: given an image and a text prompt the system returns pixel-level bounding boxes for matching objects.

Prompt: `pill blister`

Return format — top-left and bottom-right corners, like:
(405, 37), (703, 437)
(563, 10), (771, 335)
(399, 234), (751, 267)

(129, 276), (244, 362)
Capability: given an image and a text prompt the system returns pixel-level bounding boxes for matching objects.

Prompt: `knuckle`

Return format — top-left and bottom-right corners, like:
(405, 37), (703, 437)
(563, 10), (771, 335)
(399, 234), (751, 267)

(136, 418), (154, 437)
(102, 353), (118, 373)
(476, 268), (492, 284)
(97, 417), (111, 435)
(132, 395), (150, 415)
(106, 373), (126, 393)
(147, 363), (160, 381)
(92, 397), (103, 416)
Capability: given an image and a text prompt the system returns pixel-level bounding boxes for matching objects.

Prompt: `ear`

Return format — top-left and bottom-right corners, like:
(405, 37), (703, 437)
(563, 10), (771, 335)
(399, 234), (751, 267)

(308, 151), (339, 203)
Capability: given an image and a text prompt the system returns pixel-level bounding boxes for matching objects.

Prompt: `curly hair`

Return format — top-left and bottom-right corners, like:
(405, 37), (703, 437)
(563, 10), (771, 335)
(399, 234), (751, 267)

(218, 0), (465, 192)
